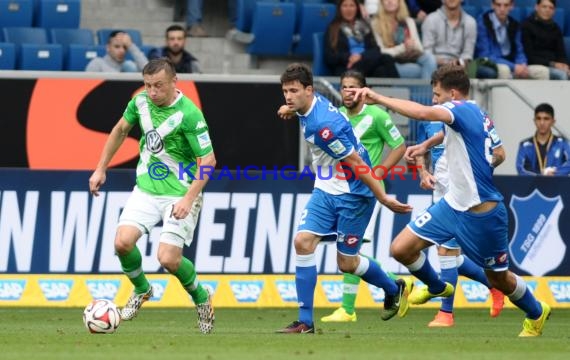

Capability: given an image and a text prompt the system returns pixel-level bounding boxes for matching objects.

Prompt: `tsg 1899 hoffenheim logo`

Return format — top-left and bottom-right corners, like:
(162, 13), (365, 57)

(509, 189), (565, 276)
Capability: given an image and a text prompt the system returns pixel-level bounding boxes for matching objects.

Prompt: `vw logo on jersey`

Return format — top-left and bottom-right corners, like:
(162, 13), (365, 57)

(145, 130), (164, 154)
(509, 189), (565, 276)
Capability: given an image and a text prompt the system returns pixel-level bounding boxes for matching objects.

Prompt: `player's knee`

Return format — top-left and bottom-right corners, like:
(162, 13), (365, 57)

(157, 252), (181, 273)
(293, 234), (317, 254)
(114, 235), (135, 255)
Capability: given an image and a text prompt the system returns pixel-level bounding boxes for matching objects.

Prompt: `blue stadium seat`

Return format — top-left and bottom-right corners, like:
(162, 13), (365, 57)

(292, 2), (335, 56)
(66, 44), (104, 71)
(462, 5), (480, 19)
(235, 0), (280, 33)
(18, 43), (63, 70)
(2, 26), (48, 44)
(49, 28), (94, 46)
(0, 42), (16, 69)
(0, 0), (33, 27)
(247, 2), (296, 56)
(124, 44), (156, 61)
(312, 32), (331, 76)
(34, 0), (80, 28)
(564, 36), (570, 60)
(96, 28), (143, 47)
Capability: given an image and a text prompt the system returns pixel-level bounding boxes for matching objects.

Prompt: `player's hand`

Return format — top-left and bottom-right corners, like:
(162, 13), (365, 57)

(171, 198), (193, 220)
(277, 104), (295, 120)
(89, 169), (106, 197)
(118, 32), (133, 49)
(379, 196), (413, 214)
(346, 87), (378, 105)
(404, 144), (428, 162)
(419, 171), (436, 190)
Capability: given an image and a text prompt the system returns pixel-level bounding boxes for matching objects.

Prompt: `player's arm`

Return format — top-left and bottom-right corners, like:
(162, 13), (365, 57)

(349, 88), (453, 124)
(404, 130), (444, 162)
(414, 153), (436, 190)
(172, 151), (217, 220)
(377, 143), (405, 178)
(342, 150), (412, 214)
(89, 117), (134, 196)
(491, 145), (506, 168)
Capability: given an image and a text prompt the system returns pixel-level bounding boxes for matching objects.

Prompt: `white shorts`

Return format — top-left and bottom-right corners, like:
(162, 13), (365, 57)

(118, 186), (203, 248)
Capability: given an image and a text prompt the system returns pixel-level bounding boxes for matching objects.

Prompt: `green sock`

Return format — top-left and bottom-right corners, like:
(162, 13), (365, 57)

(174, 257), (208, 304)
(341, 272), (360, 315)
(118, 247), (150, 294)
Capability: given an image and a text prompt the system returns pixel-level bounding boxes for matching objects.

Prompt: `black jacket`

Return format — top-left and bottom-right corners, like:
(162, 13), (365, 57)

(521, 14), (567, 66)
(148, 47), (200, 73)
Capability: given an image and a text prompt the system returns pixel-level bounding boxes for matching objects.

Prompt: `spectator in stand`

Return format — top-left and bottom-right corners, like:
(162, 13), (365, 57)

(405, 0), (441, 23)
(85, 31), (148, 72)
(475, 0), (545, 79)
(371, 0), (437, 79)
(421, 0), (477, 70)
(516, 103), (570, 175)
(325, 0), (399, 78)
(521, 0), (569, 80)
(148, 25), (201, 74)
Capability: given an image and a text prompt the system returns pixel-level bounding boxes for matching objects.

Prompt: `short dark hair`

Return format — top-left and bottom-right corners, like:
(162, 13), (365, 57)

(165, 24), (185, 36)
(340, 69), (367, 87)
(107, 30), (126, 44)
(534, 103), (555, 118)
(280, 63), (313, 88)
(143, 58), (176, 77)
(536, 0), (556, 6)
(431, 64), (470, 95)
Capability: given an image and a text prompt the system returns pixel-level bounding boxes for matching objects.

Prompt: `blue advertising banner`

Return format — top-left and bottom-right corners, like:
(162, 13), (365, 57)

(0, 169), (568, 276)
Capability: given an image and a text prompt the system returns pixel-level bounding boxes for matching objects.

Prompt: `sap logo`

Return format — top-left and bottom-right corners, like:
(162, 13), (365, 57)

(86, 280), (120, 300)
(230, 281), (263, 302)
(0, 280), (26, 300)
(321, 281), (344, 303)
(548, 281), (570, 302)
(276, 280), (297, 302)
(149, 280), (168, 302)
(368, 284), (385, 303)
(39, 280), (73, 301)
(460, 281), (489, 302)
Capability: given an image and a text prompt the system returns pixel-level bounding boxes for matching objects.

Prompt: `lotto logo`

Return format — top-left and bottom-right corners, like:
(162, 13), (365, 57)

(230, 281), (263, 302)
(39, 280), (73, 301)
(86, 280), (120, 300)
(548, 281), (570, 302)
(460, 281), (489, 302)
(368, 284), (385, 303)
(275, 280), (297, 302)
(321, 281), (344, 303)
(0, 280), (26, 300)
(148, 280), (168, 302)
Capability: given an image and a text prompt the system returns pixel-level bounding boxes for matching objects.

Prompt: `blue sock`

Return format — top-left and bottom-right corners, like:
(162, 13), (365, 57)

(407, 252), (446, 294)
(509, 275), (542, 319)
(296, 254), (317, 326)
(439, 256), (457, 313)
(457, 255), (490, 288)
(354, 256), (398, 295)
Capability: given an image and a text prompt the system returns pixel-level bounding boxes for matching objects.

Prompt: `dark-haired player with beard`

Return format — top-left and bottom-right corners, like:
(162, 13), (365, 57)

(149, 24), (201, 73)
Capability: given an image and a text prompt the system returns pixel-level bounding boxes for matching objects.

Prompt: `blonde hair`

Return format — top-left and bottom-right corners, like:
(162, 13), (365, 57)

(373, 0), (410, 48)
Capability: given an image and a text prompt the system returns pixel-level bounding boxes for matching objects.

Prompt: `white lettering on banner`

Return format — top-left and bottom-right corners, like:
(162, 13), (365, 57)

(49, 191), (105, 272)
(251, 193), (293, 273)
(195, 193), (230, 272)
(224, 193), (257, 272)
(0, 191), (38, 272)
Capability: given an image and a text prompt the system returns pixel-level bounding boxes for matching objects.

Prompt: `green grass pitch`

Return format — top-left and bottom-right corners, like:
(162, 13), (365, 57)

(1, 308), (568, 360)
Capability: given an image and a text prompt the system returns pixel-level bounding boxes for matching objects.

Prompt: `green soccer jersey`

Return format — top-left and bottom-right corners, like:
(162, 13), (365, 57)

(340, 104), (404, 167)
(123, 91), (213, 196)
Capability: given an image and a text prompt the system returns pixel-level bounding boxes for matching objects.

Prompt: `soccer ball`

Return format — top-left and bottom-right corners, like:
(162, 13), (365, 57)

(83, 299), (121, 334)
